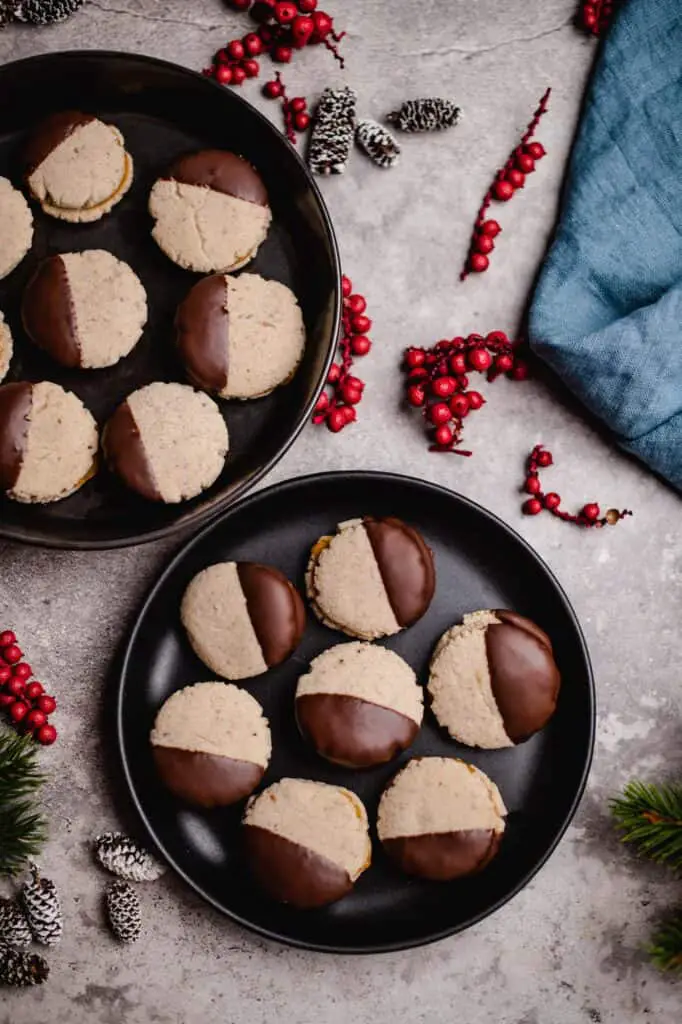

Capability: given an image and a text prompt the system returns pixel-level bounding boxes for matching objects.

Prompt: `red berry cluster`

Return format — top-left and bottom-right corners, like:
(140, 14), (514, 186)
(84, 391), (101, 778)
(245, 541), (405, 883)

(522, 445), (632, 527)
(578, 0), (617, 36)
(204, 0), (345, 143)
(0, 630), (58, 745)
(461, 89), (551, 280)
(313, 274), (372, 433)
(402, 332), (529, 454)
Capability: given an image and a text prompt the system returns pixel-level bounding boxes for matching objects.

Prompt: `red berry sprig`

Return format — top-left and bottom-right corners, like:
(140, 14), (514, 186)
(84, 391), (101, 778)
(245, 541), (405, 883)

(460, 88), (551, 280)
(0, 629), (58, 745)
(313, 274), (372, 433)
(402, 331), (529, 455)
(522, 445), (632, 527)
(578, 0), (618, 36)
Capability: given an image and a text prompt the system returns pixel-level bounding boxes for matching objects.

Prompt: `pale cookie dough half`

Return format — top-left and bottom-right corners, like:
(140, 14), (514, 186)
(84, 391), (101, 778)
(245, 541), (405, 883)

(181, 561), (306, 681)
(0, 314), (13, 382)
(243, 778), (371, 907)
(103, 382), (228, 504)
(0, 177), (33, 279)
(150, 681), (271, 808)
(428, 609), (561, 749)
(149, 150), (272, 273)
(176, 272), (305, 399)
(24, 111), (133, 222)
(377, 756), (507, 880)
(0, 380), (97, 504)
(306, 516), (436, 640)
(295, 642), (423, 768)
(22, 250), (148, 369)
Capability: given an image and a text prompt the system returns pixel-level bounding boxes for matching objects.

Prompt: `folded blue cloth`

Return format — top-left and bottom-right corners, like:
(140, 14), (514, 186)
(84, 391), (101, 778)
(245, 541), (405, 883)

(529, 0), (682, 490)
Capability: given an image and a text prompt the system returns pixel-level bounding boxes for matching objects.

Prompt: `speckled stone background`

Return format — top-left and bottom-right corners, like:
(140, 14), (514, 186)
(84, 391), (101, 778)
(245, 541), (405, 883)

(1, 2), (681, 1022)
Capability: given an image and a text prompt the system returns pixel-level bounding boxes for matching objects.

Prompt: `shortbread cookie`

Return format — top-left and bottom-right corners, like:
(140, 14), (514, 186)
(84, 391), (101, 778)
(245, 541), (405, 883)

(149, 150), (271, 273)
(181, 561), (306, 680)
(0, 314), (13, 383)
(377, 757), (506, 881)
(176, 272), (305, 399)
(150, 682), (271, 808)
(0, 177), (33, 279)
(306, 516), (435, 640)
(103, 383), (228, 503)
(428, 610), (561, 749)
(24, 111), (133, 222)
(295, 642), (423, 767)
(0, 381), (97, 503)
(22, 250), (147, 369)
(243, 779), (371, 907)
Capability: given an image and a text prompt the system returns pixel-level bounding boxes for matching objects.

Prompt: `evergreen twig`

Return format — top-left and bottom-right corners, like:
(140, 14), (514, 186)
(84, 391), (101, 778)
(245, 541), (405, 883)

(648, 913), (682, 972)
(611, 780), (682, 871)
(0, 728), (48, 877)
(0, 729), (47, 804)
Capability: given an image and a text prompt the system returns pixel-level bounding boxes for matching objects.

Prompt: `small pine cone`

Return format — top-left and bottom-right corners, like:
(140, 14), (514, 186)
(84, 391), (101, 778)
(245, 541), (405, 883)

(355, 119), (401, 169)
(20, 863), (63, 947)
(308, 86), (357, 176)
(387, 98), (460, 133)
(0, 898), (32, 949)
(12, 0), (84, 24)
(106, 881), (141, 944)
(0, 946), (50, 986)
(94, 832), (166, 883)
(0, 2), (14, 27)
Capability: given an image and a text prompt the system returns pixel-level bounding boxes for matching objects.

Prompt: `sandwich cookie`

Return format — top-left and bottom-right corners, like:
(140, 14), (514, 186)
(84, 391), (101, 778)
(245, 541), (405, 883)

(176, 272), (305, 399)
(24, 111), (133, 222)
(181, 561), (306, 681)
(295, 642), (423, 768)
(306, 516), (435, 640)
(150, 682), (271, 808)
(377, 757), (506, 881)
(428, 610), (561, 749)
(0, 177), (33, 279)
(0, 381), (97, 504)
(22, 251), (148, 369)
(103, 382), (228, 504)
(0, 314), (13, 383)
(243, 778), (371, 908)
(149, 150), (272, 273)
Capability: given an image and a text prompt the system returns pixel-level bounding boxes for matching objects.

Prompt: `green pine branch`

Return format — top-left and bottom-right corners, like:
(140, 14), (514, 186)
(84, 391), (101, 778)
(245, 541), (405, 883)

(611, 780), (682, 871)
(0, 727), (48, 877)
(648, 913), (682, 972)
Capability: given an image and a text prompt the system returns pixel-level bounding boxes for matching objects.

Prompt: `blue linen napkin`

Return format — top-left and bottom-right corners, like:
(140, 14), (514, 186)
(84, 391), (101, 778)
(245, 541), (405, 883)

(529, 0), (682, 490)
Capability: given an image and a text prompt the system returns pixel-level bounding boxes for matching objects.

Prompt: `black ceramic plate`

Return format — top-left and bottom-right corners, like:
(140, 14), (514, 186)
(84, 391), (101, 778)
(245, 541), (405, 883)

(0, 52), (340, 549)
(117, 472), (595, 953)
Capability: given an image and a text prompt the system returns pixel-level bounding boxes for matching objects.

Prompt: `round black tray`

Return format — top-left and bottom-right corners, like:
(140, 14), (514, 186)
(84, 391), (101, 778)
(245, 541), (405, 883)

(117, 472), (595, 954)
(0, 52), (340, 548)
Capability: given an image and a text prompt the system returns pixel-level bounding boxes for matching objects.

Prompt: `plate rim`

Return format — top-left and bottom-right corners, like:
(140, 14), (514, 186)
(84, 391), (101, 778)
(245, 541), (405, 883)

(0, 49), (342, 551)
(116, 470), (596, 954)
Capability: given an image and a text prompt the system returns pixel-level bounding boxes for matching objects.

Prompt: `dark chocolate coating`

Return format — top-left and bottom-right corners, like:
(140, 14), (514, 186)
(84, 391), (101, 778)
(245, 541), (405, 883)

(296, 693), (419, 768)
(24, 110), (95, 176)
(22, 256), (80, 368)
(176, 274), (229, 393)
(103, 400), (162, 502)
(363, 516), (435, 627)
(237, 562), (306, 667)
(167, 150), (268, 207)
(486, 612), (561, 743)
(382, 829), (501, 881)
(153, 746), (264, 808)
(0, 382), (32, 490)
(243, 825), (353, 908)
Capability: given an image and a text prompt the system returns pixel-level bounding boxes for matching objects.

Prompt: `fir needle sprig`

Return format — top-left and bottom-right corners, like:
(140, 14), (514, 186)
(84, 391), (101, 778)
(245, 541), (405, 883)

(611, 780), (682, 870)
(0, 727), (48, 878)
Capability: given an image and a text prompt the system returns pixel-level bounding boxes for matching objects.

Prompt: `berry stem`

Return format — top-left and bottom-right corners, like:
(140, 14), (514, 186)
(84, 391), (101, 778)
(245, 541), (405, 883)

(522, 444), (632, 527)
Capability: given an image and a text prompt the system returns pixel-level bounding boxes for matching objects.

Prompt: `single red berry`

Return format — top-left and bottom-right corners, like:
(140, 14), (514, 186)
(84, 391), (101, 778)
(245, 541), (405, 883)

(407, 384), (426, 407)
(523, 498), (543, 516)
(314, 393), (329, 415)
(486, 331), (509, 344)
(405, 349), (425, 369)
(525, 476), (542, 495)
(273, 45), (293, 63)
(407, 368), (428, 383)
(251, 0), (275, 21)
(516, 152), (535, 174)
(435, 358), (450, 377)
(327, 364), (341, 384)
(0, 665), (11, 685)
(342, 405), (357, 424)
(25, 681), (44, 700)
(9, 700), (29, 723)
(243, 59), (260, 78)
(428, 403), (452, 426)
(232, 67), (247, 85)
(433, 424), (453, 447)
(525, 141), (546, 160)
(291, 13), (315, 47)
(347, 294), (367, 315)
(449, 393), (470, 418)
(2, 645), (21, 664)
(467, 333), (485, 343)
(298, 0), (317, 10)
(227, 39), (245, 61)
(544, 492), (561, 511)
(449, 352), (467, 375)
(536, 449), (553, 468)
(37, 724), (57, 746)
(511, 360), (529, 381)
(466, 391), (485, 410)
(243, 32), (263, 56)
(469, 253), (489, 273)
(25, 709), (47, 731)
(341, 275), (352, 297)
(342, 387), (363, 406)
(289, 96), (307, 114)
(215, 65), (234, 85)
(495, 353), (514, 373)
(0, 630), (16, 646)
(582, 503), (601, 521)
(263, 79), (284, 99)
(215, 49), (230, 64)
(480, 220), (501, 238)
(229, 0), (252, 8)
(258, 24), (275, 44)
(327, 407), (347, 433)
(5, 678), (25, 698)
(274, 0), (297, 23)
(351, 335), (371, 356)
(431, 376), (456, 399)
(457, 374), (469, 389)
(468, 348), (493, 372)
(474, 234), (494, 255)
(345, 376), (364, 393)
(493, 179), (515, 201)
(36, 695), (57, 715)
(351, 314), (372, 334)
(506, 168), (525, 189)
(294, 112), (311, 132)
(311, 10), (334, 40)
(0, 693), (15, 708)
(583, 9), (597, 30)
(12, 663), (31, 681)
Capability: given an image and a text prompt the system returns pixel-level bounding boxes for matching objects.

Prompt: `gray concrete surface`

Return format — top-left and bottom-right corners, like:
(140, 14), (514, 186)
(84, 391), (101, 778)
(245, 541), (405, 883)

(1, 2), (681, 1022)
